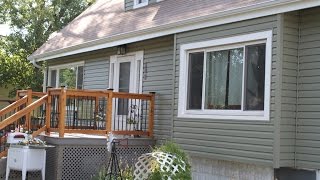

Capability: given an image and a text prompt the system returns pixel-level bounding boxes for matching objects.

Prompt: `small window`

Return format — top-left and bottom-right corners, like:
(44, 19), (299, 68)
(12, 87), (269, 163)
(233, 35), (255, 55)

(134, 0), (148, 8)
(178, 31), (272, 121)
(48, 62), (84, 89)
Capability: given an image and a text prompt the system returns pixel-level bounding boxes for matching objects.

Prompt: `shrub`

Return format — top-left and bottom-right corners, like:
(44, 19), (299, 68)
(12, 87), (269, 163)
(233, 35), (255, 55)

(148, 141), (192, 180)
(92, 141), (191, 180)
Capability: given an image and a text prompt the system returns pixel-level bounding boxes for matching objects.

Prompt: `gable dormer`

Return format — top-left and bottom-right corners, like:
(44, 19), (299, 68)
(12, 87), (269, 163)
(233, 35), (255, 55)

(125, 0), (162, 11)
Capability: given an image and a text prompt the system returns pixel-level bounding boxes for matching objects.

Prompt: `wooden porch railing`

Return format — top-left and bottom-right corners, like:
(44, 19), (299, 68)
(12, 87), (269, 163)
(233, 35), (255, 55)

(47, 88), (155, 138)
(0, 88), (155, 157)
(0, 89), (48, 157)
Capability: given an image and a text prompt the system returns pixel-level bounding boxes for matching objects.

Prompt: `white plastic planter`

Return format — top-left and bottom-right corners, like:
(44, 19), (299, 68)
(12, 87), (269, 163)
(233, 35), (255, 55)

(7, 132), (28, 144)
(6, 146), (46, 180)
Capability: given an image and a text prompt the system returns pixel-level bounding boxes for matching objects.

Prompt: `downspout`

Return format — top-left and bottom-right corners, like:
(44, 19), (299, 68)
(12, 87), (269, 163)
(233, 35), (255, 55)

(171, 34), (177, 140)
(32, 59), (43, 69)
(294, 11), (301, 168)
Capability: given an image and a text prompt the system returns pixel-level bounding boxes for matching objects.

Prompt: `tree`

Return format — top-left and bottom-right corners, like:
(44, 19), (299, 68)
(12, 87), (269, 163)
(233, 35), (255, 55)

(0, 0), (95, 96)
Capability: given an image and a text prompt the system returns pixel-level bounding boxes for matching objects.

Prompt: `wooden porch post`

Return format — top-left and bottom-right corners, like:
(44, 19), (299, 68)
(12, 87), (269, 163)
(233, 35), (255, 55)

(25, 88), (33, 131)
(59, 88), (67, 138)
(45, 87), (52, 135)
(106, 89), (113, 133)
(148, 92), (155, 137)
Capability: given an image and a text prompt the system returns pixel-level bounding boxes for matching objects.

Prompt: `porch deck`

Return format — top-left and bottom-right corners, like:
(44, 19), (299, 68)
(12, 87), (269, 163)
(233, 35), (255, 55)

(0, 88), (155, 157)
(0, 89), (156, 179)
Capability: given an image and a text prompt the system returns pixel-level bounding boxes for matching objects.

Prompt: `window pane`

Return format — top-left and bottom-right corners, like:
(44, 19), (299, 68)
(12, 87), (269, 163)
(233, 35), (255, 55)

(138, 0), (147, 3)
(77, 66), (84, 89)
(59, 67), (76, 89)
(205, 48), (243, 110)
(118, 62), (131, 93)
(118, 62), (131, 115)
(187, 52), (204, 110)
(245, 44), (266, 110)
(50, 70), (57, 87)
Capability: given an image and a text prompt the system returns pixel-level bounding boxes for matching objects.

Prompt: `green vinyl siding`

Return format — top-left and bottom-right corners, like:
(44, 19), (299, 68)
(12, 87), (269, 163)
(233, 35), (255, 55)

(280, 12), (299, 167)
(296, 7), (320, 169)
(174, 15), (279, 166)
(125, 0), (134, 11)
(126, 36), (174, 140)
(0, 87), (13, 110)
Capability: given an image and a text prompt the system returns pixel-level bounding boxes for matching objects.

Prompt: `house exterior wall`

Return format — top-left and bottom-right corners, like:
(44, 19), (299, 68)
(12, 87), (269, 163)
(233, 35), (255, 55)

(296, 7), (320, 169)
(45, 5), (320, 173)
(47, 36), (174, 141)
(125, 0), (134, 10)
(0, 87), (14, 110)
(173, 15), (279, 167)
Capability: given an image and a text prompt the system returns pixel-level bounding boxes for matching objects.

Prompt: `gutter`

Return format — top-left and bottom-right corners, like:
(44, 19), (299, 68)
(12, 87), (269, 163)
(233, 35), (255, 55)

(31, 59), (43, 69)
(28, 0), (320, 62)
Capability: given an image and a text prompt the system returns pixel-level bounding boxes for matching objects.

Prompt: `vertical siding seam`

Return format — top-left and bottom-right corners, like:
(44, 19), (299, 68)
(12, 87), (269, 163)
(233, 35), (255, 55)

(171, 34), (177, 140)
(274, 14), (284, 168)
(294, 10), (301, 168)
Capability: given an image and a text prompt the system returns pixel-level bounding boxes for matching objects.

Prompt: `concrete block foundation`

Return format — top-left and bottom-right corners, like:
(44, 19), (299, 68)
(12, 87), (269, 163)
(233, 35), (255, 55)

(191, 156), (274, 180)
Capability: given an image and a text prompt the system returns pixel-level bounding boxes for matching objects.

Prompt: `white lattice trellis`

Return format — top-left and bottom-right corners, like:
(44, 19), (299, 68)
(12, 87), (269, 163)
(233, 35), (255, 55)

(134, 152), (186, 180)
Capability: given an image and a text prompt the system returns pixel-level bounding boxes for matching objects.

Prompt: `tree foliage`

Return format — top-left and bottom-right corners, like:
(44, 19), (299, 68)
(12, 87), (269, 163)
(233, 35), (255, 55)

(0, 0), (95, 96)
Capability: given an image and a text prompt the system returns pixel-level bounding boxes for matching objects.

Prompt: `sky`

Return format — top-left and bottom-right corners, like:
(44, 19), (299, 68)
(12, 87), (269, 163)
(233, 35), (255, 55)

(0, 24), (11, 36)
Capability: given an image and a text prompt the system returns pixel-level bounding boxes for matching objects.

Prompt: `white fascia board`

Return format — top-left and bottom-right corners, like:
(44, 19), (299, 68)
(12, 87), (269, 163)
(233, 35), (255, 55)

(29, 0), (320, 62)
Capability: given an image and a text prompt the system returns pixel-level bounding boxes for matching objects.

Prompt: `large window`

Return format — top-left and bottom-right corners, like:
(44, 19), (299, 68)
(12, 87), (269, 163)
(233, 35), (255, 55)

(178, 31), (272, 120)
(48, 62), (84, 89)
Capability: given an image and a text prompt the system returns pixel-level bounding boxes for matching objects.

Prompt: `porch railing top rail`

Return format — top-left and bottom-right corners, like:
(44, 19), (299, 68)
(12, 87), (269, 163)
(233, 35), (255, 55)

(0, 96), (27, 118)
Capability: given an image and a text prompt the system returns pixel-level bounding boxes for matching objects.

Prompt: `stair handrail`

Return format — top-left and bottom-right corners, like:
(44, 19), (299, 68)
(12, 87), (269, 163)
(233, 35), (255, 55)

(0, 95), (48, 130)
(0, 95), (28, 118)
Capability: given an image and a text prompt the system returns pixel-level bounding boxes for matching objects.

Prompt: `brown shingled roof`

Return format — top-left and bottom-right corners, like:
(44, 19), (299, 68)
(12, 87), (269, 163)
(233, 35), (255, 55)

(32, 0), (274, 56)
(29, 0), (310, 60)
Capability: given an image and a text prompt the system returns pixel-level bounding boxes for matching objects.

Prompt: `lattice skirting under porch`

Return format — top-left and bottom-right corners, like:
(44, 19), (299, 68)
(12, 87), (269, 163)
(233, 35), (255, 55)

(0, 137), (154, 180)
(45, 137), (155, 180)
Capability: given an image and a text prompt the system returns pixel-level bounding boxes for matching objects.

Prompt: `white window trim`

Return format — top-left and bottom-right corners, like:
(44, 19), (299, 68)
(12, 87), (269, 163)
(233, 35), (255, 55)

(48, 61), (84, 88)
(133, 0), (148, 9)
(178, 30), (272, 121)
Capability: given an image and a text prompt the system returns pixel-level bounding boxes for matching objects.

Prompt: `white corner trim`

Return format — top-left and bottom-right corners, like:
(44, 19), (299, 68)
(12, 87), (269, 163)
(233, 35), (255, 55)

(29, 0), (320, 62)
(178, 30), (272, 121)
(133, 0), (148, 9)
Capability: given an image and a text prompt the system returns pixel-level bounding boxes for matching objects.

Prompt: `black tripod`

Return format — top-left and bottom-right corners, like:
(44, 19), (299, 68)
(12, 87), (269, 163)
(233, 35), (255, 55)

(106, 139), (122, 180)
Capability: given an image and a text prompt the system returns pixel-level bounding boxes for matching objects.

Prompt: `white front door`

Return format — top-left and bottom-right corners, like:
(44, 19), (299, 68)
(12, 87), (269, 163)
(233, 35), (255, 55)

(109, 52), (143, 131)
(112, 55), (136, 94)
